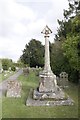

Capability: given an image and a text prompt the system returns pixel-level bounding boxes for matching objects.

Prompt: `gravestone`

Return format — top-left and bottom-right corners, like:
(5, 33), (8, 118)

(59, 72), (68, 88)
(23, 68), (29, 76)
(26, 25), (74, 106)
(6, 80), (22, 97)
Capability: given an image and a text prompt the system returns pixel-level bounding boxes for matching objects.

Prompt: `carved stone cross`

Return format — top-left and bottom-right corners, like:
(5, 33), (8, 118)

(41, 25), (52, 73)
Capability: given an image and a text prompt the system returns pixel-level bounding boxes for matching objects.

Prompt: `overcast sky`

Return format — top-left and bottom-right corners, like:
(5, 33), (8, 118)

(0, 0), (69, 62)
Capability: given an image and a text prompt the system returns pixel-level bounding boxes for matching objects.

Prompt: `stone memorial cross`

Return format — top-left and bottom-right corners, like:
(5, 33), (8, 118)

(41, 25), (52, 73)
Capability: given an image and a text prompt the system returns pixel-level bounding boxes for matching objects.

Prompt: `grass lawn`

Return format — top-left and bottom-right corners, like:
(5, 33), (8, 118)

(2, 71), (79, 118)
(0, 71), (16, 83)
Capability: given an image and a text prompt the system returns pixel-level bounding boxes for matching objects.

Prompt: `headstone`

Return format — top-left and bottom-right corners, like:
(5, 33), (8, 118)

(9, 67), (11, 71)
(23, 68), (29, 75)
(4, 74), (7, 77)
(31, 67), (36, 72)
(0, 68), (3, 73)
(6, 80), (22, 97)
(39, 67), (42, 70)
(16, 67), (19, 71)
(59, 72), (68, 88)
(36, 66), (38, 69)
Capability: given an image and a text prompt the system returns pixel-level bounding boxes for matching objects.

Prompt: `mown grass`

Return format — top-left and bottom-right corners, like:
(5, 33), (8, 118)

(0, 71), (16, 83)
(2, 71), (79, 118)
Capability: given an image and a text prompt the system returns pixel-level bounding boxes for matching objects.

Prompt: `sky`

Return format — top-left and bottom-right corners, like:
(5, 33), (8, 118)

(0, 0), (69, 62)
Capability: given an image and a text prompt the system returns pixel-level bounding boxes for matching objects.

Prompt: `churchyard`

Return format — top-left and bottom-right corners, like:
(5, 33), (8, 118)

(0, 25), (79, 119)
(1, 69), (78, 118)
(0, 0), (80, 119)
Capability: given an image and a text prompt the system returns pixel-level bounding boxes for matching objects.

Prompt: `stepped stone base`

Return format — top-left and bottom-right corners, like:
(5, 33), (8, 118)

(26, 89), (74, 106)
(26, 70), (74, 106)
(33, 87), (65, 100)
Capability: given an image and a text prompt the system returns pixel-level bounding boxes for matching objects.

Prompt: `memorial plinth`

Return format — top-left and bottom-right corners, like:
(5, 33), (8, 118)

(26, 25), (74, 106)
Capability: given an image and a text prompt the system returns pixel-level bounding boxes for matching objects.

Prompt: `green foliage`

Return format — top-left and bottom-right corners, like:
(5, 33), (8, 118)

(15, 59), (25, 68)
(62, 33), (80, 83)
(11, 66), (16, 71)
(54, 0), (80, 83)
(20, 39), (44, 67)
(50, 41), (70, 76)
(2, 58), (13, 70)
(62, 35), (80, 70)
(63, 0), (80, 19)
(68, 69), (79, 83)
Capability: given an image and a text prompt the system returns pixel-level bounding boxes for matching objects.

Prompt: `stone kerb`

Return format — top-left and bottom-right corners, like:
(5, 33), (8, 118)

(6, 80), (22, 97)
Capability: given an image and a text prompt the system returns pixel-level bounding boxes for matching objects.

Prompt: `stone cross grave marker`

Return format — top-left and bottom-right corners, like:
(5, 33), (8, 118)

(26, 25), (74, 106)
(59, 72), (68, 88)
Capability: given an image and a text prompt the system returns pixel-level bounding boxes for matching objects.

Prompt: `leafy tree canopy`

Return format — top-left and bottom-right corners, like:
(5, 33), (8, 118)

(1, 58), (13, 70)
(20, 39), (44, 67)
(54, 0), (80, 83)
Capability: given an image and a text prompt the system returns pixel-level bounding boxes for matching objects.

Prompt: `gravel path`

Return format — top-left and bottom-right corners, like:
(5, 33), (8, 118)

(0, 69), (23, 97)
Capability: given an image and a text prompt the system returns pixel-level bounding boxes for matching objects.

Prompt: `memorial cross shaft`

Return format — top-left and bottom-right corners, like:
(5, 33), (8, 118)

(41, 25), (52, 73)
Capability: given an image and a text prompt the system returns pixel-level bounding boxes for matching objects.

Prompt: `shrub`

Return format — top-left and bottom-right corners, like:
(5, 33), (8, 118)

(2, 65), (8, 70)
(11, 66), (16, 71)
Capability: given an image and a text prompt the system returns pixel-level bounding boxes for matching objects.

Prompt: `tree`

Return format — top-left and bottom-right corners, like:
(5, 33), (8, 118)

(54, 0), (80, 83)
(11, 66), (16, 71)
(50, 41), (70, 76)
(64, 0), (80, 19)
(2, 58), (13, 70)
(16, 59), (26, 68)
(20, 39), (44, 67)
